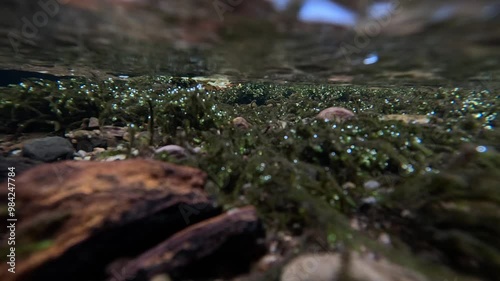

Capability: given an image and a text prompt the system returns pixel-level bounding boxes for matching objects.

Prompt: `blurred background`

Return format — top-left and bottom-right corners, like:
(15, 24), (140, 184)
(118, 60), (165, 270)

(0, 0), (499, 86)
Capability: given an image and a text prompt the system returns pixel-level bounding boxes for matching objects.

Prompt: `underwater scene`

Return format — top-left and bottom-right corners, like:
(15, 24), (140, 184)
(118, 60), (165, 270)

(0, 0), (499, 280)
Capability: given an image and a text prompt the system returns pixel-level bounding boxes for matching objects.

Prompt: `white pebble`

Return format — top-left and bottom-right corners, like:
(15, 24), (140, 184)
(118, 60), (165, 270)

(363, 180), (380, 190)
(77, 150), (87, 157)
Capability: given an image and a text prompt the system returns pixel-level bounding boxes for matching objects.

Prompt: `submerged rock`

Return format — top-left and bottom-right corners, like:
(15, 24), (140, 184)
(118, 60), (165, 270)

(118, 206), (266, 281)
(0, 156), (41, 182)
(22, 136), (74, 162)
(66, 129), (108, 152)
(88, 117), (100, 129)
(281, 253), (341, 281)
(281, 252), (428, 281)
(155, 145), (188, 159)
(316, 107), (355, 123)
(363, 180), (381, 190)
(0, 159), (220, 281)
(233, 117), (251, 129)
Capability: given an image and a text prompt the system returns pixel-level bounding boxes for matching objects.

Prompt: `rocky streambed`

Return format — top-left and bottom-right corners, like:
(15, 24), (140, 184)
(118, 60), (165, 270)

(0, 76), (499, 281)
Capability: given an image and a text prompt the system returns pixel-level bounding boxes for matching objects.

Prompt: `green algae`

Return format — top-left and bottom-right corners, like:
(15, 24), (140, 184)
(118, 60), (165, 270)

(0, 209), (69, 259)
(383, 149), (500, 280)
(1, 76), (499, 280)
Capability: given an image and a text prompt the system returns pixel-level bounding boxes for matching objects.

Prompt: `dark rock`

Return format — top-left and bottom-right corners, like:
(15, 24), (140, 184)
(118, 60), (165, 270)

(90, 136), (107, 148)
(75, 139), (94, 152)
(21, 137), (75, 162)
(0, 159), (220, 281)
(117, 206), (266, 281)
(0, 156), (42, 182)
(65, 130), (108, 152)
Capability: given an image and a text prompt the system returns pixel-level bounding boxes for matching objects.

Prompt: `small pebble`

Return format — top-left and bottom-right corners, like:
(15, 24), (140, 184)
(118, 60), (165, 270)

(150, 274), (171, 281)
(378, 233), (391, 245)
(316, 107), (355, 122)
(88, 117), (100, 129)
(232, 117), (251, 129)
(93, 147), (106, 153)
(281, 253), (342, 281)
(255, 254), (280, 272)
(77, 150), (87, 157)
(350, 218), (361, 230)
(361, 196), (377, 204)
(155, 145), (187, 159)
(155, 145), (185, 154)
(401, 209), (412, 217)
(342, 182), (356, 189)
(104, 154), (127, 161)
(363, 180), (380, 190)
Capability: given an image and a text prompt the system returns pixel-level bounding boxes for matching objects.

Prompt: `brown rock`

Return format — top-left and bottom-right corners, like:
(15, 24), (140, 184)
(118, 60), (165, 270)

(233, 117), (251, 129)
(80, 117), (100, 129)
(118, 206), (266, 281)
(101, 126), (128, 139)
(88, 117), (100, 129)
(316, 107), (355, 123)
(0, 159), (220, 281)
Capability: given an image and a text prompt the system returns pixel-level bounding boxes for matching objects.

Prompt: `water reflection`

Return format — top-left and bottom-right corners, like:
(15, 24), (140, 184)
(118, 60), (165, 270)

(0, 0), (498, 86)
(367, 2), (394, 19)
(270, 0), (291, 11)
(362, 53), (378, 65)
(298, 0), (357, 26)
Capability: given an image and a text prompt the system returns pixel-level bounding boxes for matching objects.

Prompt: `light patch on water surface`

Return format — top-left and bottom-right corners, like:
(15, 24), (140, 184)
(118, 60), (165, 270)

(270, 0), (291, 11)
(367, 2), (395, 19)
(298, 0), (357, 26)
(431, 4), (457, 22)
(363, 53), (379, 65)
(476, 146), (487, 153)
